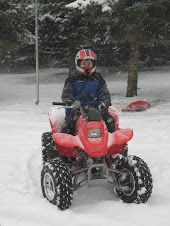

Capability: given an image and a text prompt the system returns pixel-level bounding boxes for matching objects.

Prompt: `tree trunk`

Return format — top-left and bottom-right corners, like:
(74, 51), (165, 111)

(68, 39), (77, 75)
(126, 24), (140, 97)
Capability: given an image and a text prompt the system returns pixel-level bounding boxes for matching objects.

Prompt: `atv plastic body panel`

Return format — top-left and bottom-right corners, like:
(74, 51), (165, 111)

(48, 106), (133, 157)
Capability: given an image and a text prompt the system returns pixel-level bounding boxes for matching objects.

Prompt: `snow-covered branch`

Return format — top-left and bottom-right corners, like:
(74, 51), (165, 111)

(66, 0), (116, 12)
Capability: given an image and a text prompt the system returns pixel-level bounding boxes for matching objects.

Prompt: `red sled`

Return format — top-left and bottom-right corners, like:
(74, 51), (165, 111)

(122, 101), (150, 112)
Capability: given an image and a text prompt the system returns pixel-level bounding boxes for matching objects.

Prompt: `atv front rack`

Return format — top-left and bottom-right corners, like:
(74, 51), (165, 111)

(88, 164), (108, 187)
(71, 163), (127, 192)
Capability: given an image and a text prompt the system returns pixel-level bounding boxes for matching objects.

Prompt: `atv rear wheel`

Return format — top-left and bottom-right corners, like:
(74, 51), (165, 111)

(115, 155), (153, 203)
(41, 132), (58, 164)
(41, 159), (73, 210)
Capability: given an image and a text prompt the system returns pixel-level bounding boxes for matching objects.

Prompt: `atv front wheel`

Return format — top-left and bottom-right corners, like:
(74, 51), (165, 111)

(115, 155), (153, 203)
(122, 143), (128, 157)
(41, 159), (73, 210)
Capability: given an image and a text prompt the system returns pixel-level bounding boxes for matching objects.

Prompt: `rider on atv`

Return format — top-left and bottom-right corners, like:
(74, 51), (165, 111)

(61, 49), (115, 135)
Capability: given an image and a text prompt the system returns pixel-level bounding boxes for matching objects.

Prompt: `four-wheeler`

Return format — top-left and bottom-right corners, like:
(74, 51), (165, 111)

(41, 102), (153, 210)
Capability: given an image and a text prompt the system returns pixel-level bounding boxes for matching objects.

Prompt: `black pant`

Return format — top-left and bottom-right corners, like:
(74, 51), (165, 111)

(61, 110), (115, 135)
(102, 110), (115, 133)
(61, 113), (77, 135)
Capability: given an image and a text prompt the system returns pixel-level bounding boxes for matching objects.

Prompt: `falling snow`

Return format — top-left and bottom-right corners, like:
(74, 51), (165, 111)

(0, 67), (170, 226)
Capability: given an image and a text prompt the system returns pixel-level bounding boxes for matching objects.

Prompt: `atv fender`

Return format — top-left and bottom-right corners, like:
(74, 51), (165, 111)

(52, 133), (85, 150)
(107, 129), (133, 149)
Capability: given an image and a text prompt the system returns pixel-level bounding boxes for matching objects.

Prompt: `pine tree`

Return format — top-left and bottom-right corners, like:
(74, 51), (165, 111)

(39, 0), (111, 72)
(111, 0), (170, 97)
(0, 0), (34, 69)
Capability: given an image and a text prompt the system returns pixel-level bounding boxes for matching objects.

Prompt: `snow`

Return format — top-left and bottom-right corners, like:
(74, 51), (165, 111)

(48, 107), (65, 132)
(0, 67), (170, 226)
(66, 0), (112, 12)
(39, 13), (56, 22)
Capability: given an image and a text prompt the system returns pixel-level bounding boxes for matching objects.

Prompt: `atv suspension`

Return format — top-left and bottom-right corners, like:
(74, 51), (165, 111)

(105, 155), (118, 185)
(73, 156), (84, 185)
(72, 150), (88, 189)
(105, 155), (113, 169)
(76, 157), (84, 171)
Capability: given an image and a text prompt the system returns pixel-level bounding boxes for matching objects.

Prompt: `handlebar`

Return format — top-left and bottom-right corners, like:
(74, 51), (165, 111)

(52, 102), (66, 106)
(52, 101), (109, 112)
(52, 100), (81, 109)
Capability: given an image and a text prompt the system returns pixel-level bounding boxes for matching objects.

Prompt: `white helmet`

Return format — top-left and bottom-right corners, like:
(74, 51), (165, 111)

(75, 49), (96, 76)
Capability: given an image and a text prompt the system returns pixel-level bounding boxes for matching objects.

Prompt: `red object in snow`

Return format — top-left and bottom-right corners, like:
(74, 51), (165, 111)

(122, 101), (150, 112)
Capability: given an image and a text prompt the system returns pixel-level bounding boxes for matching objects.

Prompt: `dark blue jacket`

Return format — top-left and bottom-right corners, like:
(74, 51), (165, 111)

(61, 70), (111, 115)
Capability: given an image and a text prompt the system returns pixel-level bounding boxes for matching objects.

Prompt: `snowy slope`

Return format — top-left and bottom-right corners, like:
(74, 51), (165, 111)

(0, 68), (170, 226)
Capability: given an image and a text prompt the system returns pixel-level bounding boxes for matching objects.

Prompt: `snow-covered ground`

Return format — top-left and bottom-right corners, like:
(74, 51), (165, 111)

(0, 67), (170, 226)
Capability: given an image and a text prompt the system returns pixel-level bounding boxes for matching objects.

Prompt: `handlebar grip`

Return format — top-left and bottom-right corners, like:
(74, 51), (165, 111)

(52, 102), (65, 106)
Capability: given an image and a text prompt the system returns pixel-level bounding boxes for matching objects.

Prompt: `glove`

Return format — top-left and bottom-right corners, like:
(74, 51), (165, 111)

(98, 102), (108, 110)
(66, 100), (74, 106)
(66, 100), (81, 108)
(72, 100), (81, 108)
(82, 105), (89, 114)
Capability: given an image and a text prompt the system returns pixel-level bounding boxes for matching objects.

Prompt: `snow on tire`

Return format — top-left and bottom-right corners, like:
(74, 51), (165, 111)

(115, 155), (153, 204)
(41, 159), (73, 210)
(122, 143), (128, 157)
(41, 132), (56, 164)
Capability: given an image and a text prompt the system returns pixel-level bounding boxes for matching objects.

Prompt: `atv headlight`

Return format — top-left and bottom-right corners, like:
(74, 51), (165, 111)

(88, 129), (101, 138)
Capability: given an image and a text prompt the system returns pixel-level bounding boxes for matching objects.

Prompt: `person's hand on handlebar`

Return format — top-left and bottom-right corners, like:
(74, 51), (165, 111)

(98, 102), (109, 111)
(66, 100), (81, 108)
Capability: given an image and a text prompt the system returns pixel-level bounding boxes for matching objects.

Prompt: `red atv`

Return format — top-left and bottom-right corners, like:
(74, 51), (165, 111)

(41, 102), (153, 210)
